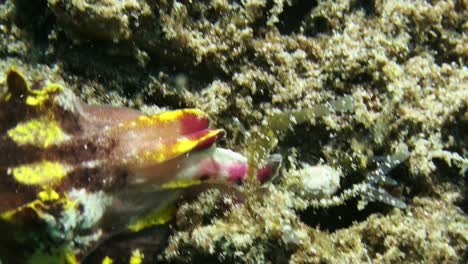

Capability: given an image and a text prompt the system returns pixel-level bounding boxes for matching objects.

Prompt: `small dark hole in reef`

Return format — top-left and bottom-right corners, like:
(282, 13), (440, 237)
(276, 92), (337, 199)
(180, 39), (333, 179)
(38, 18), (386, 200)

(251, 87), (273, 105)
(281, 122), (331, 163)
(432, 158), (464, 185)
(350, 0), (376, 16)
(247, 0), (274, 36)
(13, 0), (56, 49)
(440, 106), (467, 213)
(276, 0), (318, 34)
(459, 168), (468, 214)
(347, 72), (374, 85)
(264, 239), (294, 263)
(300, 199), (392, 232)
(425, 28), (462, 65)
(306, 16), (331, 36)
(432, 158), (466, 212)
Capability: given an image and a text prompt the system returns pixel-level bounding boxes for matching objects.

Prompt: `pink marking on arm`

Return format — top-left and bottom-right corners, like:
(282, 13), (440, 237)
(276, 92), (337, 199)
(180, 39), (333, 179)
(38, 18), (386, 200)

(256, 164), (273, 183)
(227, 163), (248, 183)
(197, 159), (247, 183)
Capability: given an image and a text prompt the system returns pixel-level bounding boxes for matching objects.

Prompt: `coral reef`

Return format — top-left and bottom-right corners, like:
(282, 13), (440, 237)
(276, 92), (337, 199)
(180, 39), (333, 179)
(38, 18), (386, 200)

(0, 0), (467, 263)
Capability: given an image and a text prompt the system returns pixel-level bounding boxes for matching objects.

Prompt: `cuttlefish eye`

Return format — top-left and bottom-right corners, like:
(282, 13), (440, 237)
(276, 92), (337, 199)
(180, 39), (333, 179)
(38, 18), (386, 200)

(30, 80), (45, 91)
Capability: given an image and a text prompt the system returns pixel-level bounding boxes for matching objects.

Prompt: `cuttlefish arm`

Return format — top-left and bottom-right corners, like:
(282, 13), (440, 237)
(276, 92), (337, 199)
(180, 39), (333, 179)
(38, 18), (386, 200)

(104, 107), (279, 187)
(79, 95), (282, 242)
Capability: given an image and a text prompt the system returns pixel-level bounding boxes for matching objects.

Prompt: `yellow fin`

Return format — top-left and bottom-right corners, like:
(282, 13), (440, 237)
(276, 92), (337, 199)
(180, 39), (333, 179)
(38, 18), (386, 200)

(7, 116), (71, 147)
(10, 161), (71, 186)
(160, 179), (203, 189)
(129, 249), (144, 264)
(101, 256), (114, 264)
(127, 204), (177, 232)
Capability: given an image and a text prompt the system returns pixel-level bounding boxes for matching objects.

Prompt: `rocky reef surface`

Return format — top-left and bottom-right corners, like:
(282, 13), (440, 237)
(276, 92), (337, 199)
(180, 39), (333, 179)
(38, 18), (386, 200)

(0, 0), (466, 263)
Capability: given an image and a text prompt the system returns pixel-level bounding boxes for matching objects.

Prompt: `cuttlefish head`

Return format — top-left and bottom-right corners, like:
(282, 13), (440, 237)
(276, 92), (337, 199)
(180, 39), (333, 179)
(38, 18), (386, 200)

(0, 68), (280, 262)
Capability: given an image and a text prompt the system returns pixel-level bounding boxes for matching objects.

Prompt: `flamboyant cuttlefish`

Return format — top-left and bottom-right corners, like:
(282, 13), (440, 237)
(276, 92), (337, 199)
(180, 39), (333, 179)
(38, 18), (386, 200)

(0, 69), (280, 263)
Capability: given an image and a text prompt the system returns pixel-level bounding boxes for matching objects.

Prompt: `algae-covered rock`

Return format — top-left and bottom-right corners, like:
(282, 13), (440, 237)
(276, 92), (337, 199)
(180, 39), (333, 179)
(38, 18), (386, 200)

(0, 0), (467, 263)
(48, 0), (153, 42)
